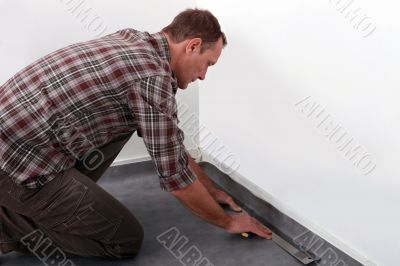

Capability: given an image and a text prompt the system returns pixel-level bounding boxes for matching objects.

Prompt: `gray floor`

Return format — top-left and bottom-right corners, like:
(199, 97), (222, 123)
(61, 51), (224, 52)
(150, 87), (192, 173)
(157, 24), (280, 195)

(1, 161), (303, 266)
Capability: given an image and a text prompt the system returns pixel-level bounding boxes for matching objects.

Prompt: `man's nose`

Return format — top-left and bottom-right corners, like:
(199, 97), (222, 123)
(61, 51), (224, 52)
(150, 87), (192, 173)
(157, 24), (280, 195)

(199, 68), (208, 80)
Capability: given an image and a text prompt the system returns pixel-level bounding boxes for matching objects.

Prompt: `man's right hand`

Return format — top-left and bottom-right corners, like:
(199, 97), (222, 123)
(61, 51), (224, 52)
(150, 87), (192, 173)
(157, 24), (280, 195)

(225, 213), (272, 239)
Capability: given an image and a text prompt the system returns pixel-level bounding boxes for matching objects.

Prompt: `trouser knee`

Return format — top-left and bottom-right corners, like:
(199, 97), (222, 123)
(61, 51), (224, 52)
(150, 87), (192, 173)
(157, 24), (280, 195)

(104, 223), (144, 258)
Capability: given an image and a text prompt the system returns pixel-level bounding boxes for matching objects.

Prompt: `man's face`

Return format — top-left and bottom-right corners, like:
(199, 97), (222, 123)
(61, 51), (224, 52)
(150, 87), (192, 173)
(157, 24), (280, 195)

(175, 37), (223, 89)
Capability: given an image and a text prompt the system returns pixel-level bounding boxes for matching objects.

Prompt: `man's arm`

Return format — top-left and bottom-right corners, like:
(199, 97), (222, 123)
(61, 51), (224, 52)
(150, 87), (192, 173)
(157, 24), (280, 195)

(186, 153), (242, 212)
(186, 154), (218, 195)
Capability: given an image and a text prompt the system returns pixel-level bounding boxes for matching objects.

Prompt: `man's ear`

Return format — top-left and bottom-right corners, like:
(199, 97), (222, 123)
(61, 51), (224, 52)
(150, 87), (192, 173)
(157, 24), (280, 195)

(185, 38), (202, 54)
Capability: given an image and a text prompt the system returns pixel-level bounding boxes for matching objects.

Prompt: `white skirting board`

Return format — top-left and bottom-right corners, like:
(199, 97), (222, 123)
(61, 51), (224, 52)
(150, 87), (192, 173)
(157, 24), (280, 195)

(111, 148), (203, 167)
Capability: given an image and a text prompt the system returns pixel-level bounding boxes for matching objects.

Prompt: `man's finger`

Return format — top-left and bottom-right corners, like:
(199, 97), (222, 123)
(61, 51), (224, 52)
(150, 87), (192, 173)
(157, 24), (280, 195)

(260, 225), (273, 239)
(251, 219), (272, 237)
(255, 221), (272, 235)
(260, 225), (272, 236)
(227, 198), (242, 212)
(254, 226), (272, 239)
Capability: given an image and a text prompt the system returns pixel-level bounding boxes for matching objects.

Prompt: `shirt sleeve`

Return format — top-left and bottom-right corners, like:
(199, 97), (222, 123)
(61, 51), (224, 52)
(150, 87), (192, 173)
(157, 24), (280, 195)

(127, 75), (197, 191)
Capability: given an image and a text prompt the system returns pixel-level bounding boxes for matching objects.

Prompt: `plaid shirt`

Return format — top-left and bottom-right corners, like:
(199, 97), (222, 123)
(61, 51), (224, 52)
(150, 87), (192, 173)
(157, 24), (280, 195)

(0, 29), (197, 191)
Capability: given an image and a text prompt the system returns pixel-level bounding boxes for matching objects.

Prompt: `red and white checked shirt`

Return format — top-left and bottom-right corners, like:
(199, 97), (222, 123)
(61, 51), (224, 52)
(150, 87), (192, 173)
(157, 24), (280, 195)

(0, 29), (197, 191)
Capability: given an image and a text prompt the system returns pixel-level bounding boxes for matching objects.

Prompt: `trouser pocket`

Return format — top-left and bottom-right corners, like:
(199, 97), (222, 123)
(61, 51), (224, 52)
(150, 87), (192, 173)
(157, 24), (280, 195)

(33, 173), (121, 241)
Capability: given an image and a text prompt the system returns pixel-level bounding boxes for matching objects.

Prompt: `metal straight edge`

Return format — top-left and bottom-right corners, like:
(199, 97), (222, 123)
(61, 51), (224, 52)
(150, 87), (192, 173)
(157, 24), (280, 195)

(272, 232), (319, 265)
(224, 207), (320, 265)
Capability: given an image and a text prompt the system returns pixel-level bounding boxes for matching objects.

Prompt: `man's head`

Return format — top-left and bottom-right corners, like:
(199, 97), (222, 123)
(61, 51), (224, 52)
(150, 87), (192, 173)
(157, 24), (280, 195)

(162, 9), (227, 89)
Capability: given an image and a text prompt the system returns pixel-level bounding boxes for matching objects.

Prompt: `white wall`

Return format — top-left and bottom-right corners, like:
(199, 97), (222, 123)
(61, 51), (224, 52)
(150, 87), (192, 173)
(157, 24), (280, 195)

(0, 0), (200, 164)
(197, 0), (399, 265)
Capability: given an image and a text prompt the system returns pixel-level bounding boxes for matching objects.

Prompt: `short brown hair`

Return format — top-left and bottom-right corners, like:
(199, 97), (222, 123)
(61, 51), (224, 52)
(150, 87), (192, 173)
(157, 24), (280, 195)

(162, 8), (227, 52)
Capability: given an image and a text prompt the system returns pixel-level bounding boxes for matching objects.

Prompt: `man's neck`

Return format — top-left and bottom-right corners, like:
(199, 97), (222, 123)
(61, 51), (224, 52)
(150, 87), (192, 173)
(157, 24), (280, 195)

(162, 32), (187, 74)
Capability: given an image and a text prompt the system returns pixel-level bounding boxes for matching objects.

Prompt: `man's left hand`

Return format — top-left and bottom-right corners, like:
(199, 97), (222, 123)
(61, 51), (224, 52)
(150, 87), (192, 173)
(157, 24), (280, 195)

(210, 189), (242, 212)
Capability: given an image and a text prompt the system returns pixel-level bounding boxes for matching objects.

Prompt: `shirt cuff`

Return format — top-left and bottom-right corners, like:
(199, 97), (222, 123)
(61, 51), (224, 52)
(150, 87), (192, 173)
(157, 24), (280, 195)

(159, 165), (197, 192)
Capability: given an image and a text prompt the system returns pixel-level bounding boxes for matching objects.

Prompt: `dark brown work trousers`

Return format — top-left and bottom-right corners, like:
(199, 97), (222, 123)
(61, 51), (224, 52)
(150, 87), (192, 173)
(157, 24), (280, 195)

(0, 134), (144, 259)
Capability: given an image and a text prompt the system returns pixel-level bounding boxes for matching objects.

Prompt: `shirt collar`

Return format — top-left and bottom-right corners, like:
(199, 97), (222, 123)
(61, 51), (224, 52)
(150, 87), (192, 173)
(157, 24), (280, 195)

(150, 32), (178, 95)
